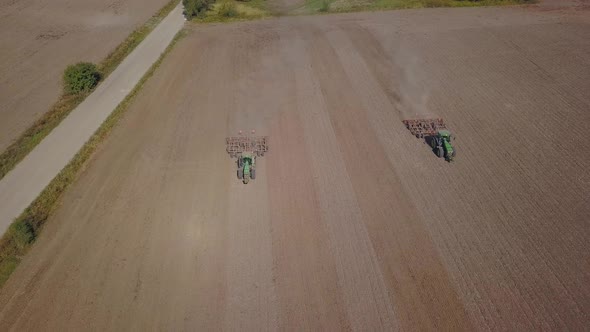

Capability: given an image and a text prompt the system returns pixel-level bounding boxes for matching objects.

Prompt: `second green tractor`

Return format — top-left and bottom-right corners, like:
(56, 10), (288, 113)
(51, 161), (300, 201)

(430, 129), (456, 162)
(402, 118), (456, 162)
(226, 134), (269, 184)
(237, 152), (256, 184)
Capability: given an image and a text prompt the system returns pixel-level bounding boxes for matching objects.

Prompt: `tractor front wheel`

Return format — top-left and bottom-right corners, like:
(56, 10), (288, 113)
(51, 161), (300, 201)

(437, 147), (444, 158)
(251, 168), (256, 180)
(237, 169), (243, 179)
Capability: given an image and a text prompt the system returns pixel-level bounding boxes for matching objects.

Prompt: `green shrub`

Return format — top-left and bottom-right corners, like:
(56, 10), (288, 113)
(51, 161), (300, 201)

(183, 0), (212, 19)
(8, 220), (35, 250)
(218, 1), (239, 17)
(63, 62), (101, 95)
(319, 0), (330, 11)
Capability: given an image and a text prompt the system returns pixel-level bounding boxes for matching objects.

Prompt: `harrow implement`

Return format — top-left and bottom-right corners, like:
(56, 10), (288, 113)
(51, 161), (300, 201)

(226, 135), (268, 158)
(402, 118), (447, 138)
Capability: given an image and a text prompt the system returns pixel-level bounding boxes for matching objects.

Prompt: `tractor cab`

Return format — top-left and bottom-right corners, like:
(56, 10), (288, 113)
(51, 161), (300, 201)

(435, 130), (455, 161)
(242, 154), (253, 165)
(237, 152), (256, 184)
(238, 152), (254, 166)
(437, 129), (452, 141)
(429, 129), (456, 161)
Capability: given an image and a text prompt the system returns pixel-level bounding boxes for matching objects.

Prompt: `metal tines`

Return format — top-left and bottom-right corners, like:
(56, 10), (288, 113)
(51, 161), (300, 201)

(402, 118), (447, 138)
(226, 136), (268, 157)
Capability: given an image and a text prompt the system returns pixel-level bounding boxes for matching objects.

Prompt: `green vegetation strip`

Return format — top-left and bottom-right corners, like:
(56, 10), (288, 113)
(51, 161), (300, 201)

(306, 0), (536, 14)
(0, 30), (187, 288)
(0, 0), (180, 181)
(186, 0), (271, 23)
(186, 0), (536, 20)
(204, 0), (270, 22)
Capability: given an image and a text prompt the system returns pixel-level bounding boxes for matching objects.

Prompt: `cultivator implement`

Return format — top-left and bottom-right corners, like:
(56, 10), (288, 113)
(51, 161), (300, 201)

(402, 118), (447, 138)
(226, 135), (268, 157)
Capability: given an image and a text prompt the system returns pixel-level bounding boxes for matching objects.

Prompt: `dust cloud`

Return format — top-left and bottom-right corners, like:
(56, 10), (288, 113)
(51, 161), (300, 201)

(390, 42), (436, 119)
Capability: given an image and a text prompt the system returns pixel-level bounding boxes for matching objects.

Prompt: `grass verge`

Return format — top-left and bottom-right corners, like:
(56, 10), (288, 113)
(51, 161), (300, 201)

(0, 29), (187, 289)
(305, 0), (536, 14)
(194, 0), (271, 22)
(0, 0), (180, 181)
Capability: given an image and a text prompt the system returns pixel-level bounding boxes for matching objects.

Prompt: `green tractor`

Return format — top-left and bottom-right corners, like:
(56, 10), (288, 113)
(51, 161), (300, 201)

(237, 152), (256, 184)
(226, 134), (268, 184)
(402, 119), (456, 162)
(430, 129), (456, 162)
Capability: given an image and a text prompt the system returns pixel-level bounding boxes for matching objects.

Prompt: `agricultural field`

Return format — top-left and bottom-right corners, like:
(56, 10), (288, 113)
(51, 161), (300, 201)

(0, 1), (589, 330)
(0, 0), (172, 152)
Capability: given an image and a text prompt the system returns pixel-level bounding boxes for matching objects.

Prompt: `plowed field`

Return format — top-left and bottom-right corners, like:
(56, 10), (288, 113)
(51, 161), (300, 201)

(1, 5), (589, 330)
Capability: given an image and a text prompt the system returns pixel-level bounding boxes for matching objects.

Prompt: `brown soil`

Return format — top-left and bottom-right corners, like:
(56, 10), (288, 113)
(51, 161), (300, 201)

(0, 4), (589, 330)
(0, 0), (172, 152)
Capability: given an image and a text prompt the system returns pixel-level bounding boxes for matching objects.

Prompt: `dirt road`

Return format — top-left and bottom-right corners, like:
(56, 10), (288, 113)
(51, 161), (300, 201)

(0, 0), (172, 152)
(0, 4), (589, 330)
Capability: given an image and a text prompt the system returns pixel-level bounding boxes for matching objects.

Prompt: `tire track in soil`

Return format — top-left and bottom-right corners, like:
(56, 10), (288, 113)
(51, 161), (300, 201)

(338, 23), (505, 330)
(168, 33), (231, 331)
(438, 39), (590, 328)
(267, 108), (351, 330)
(263, 25), (351, 328)
(305, 23), (473, 331)
(223, 24), (279, 330)
(283, 24), (398, 331)
(362, 20), (590, 330)
(225, 162), (278, 330)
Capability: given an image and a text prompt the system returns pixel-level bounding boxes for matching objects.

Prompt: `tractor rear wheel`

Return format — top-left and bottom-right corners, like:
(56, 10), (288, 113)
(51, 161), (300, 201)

(237, 169), (243, 179)
(437, 147), (444, 158)
(238, 158), (243, 168)
(251, 168), (256, 180)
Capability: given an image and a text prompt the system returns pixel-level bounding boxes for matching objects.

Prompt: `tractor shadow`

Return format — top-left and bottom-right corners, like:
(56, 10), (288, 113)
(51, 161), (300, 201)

(423, 135), (456, 162)
(423, 135), (440, 158)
